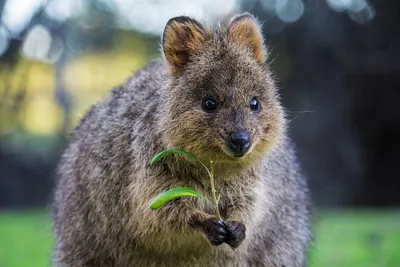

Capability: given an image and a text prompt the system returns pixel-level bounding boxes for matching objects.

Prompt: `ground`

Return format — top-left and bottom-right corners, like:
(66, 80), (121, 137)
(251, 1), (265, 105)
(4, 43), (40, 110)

(0, 210), (399, 267)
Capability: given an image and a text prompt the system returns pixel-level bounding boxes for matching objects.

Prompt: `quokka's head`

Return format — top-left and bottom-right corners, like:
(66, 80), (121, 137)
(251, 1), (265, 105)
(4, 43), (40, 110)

(161, 13), (286, 164)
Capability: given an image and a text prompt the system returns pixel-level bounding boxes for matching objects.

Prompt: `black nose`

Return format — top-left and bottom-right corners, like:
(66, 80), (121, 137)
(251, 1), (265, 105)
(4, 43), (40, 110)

(229, 132), (251, 157)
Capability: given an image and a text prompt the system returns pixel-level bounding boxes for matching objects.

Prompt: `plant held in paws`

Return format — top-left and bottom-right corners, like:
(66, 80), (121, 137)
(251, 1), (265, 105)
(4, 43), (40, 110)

(149, 148), (244, 248)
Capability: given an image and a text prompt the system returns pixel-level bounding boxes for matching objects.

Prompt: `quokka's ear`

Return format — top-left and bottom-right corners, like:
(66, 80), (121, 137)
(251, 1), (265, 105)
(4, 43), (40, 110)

(228, 13), (265, 64)
(162, 16), (207, 76)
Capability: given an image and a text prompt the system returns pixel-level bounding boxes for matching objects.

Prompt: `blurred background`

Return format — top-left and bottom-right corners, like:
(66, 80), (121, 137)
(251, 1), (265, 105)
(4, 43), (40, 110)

(0, 0), (399, 266)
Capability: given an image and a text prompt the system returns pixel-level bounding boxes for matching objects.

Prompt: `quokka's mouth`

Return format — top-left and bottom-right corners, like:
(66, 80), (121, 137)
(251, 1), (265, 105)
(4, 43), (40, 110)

(221, 142), (253, 159)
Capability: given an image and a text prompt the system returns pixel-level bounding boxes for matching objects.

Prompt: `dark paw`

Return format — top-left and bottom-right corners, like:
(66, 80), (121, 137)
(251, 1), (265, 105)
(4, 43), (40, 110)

(202, 217), (227, 246)
(224, 220), (246, 248)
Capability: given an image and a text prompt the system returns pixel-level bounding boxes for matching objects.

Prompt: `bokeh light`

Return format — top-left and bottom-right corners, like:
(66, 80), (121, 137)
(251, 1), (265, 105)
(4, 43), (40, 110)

(22, 25), (52, 61)
(275, 0), (304, 23)
(1, 0), (47, 35)
(44, 0), (86, 22)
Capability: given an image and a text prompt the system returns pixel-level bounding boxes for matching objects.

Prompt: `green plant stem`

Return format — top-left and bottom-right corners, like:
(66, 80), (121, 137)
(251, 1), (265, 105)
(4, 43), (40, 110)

(209, 161), (221, 220)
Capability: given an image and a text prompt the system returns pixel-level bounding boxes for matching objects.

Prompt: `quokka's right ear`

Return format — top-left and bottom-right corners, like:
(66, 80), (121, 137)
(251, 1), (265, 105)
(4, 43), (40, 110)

(162, 16), (207, 76)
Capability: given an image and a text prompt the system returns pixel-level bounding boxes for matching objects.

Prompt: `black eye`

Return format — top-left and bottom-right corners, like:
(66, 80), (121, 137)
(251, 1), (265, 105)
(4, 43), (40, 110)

(250, 97), (261, 112)
(202, 97), (217, 112)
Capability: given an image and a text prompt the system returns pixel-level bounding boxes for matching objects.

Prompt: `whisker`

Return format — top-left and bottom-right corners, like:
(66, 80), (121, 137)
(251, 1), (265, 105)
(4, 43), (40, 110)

(286, 110), (315, 114)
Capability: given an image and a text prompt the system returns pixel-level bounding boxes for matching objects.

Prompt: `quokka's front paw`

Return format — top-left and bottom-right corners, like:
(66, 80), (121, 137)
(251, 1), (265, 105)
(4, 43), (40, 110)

(202, 217), (227, 246)
(201, 218), (246, 248)
(223, 220), (246, 248)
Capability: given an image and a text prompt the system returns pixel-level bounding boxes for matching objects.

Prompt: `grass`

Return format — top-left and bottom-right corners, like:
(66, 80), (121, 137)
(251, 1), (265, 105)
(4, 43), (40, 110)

(310, 210), (400, 267)
(0, 210), (399, 267)
(0, 210), (54, 267)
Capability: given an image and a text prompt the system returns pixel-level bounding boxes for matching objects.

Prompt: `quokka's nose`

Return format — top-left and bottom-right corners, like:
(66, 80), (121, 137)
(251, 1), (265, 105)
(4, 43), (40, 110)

(229, 132), (251, 157)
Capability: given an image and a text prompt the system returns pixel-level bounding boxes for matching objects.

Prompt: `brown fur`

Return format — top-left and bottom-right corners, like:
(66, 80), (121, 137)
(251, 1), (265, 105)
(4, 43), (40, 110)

(52, 13), (311, 267)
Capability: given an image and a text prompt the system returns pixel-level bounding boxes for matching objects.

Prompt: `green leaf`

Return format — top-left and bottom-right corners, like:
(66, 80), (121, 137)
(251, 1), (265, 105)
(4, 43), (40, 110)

(149, 187), (207, 210)
(150, 148), (198, 166)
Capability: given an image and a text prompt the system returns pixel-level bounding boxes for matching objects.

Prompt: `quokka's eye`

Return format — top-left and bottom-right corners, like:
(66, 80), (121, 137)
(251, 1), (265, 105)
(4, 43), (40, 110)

(250, 97), (261, 112)
(202, 97), (217, 112)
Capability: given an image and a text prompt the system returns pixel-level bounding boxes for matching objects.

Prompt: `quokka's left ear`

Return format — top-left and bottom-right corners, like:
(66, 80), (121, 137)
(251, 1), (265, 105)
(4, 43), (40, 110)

(228, 13), (266, 64)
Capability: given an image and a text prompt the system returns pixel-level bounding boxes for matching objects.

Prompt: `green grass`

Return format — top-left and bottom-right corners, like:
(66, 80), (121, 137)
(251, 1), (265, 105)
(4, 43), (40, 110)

(310, 210), (400, 267)
(0, 210), (54, 267)
(0, 210), (399, 267)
